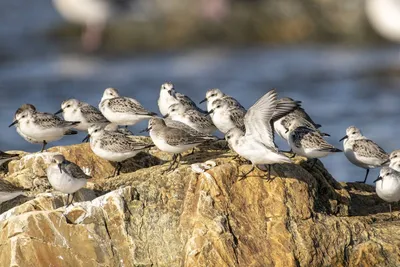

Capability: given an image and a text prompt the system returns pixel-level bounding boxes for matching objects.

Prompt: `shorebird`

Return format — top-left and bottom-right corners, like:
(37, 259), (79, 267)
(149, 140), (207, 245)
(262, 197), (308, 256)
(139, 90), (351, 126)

(340, 126), (389, 183)
(87, 124), (154, 176)
(47, 154), (91, 206)
(374, 167), (400, 219)
(158, 82), (201, 116)
(55, 99), (109, 131)
(0, 179), (25, 204)
(287, 118), (342, 168)
(200, 88), (244, 113)
(225, 89), (299, 179)
(147, 118), (217, 173)
(9, 104), (79, 152)
(99, 87), (157, 126)
(52, 0), (136, 51)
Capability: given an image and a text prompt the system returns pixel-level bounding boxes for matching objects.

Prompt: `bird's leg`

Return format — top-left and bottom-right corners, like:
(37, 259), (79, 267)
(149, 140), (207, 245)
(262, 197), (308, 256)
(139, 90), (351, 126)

(390, 203), (392, 221)
(310, 158), (318, 169)
(188, 148), (196, 156)
(256, 164), (274, 181)
(164, 154), (178, 173)
(172, 154), (182, 171)
(238, 165), (255, 180)
(357, 169), (369, 183)
(40, 141), (47, 152)
(66, 193), (75, 207)
(115, 162), (123, 177)
(82, 23), (105, 52)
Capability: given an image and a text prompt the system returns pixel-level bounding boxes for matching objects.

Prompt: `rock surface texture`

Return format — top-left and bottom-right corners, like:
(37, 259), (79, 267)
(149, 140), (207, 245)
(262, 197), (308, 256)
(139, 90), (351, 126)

(0, 142), (399, 267)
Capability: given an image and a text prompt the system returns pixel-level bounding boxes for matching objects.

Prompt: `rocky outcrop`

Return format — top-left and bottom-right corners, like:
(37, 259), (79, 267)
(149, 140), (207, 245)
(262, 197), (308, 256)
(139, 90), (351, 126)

(0, 142), (399, 267)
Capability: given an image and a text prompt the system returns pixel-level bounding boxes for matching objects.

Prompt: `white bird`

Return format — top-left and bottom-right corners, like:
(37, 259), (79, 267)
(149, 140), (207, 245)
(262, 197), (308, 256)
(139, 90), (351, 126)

(148, 118), (217, 173)
(365, 0), (400, 43)
(47, 154), (91, 206)
(273, 97), (324, 142)
(99, 87), (157, 126)
(157, 82), (201, 116)
(225, 89), (298, 179)
(340, 126), (389, 183)
(164, 103), (216, 135)
(0, 150), (20, 166)
(9, 104), (79, 152)
(56, 98), (109, 131)
(87, 124), (154, 176)
(199, 88), (244, 113)
(207, 98), (246, 134)
(287, 118), (342, 168)
(0, 179), (25, 205)
(52, 0), (136, 51)
(374, 167), (400, 219)
(388, 150), (400, 171)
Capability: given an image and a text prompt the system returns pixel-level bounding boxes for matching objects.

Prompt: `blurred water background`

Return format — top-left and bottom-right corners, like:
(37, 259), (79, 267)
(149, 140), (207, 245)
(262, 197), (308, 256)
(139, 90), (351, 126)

(0, 0), (399, 183)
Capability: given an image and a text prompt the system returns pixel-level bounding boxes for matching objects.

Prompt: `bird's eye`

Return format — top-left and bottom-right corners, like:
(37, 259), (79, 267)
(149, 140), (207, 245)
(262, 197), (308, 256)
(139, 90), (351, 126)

(217, 105), (221, 108)
(212, 94), (216, 97)
(94, 130), (98, 133)
(352, 132), (356, 134)
(22, 115), (25, 118)
(394, 155), (398, 158)
(172, 109), (176, 112)
(67, 105), (71, 108)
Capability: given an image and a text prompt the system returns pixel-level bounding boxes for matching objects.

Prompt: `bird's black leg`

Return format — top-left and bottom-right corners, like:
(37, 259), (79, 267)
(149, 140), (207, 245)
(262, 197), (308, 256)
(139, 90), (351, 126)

(310, 158), (318, 169)
(116, 162), (122, 176)
(40, 141), (47, 152)
(239, 165), (255, 180)
(389, 203), (393, 221)
(188, 148), (196, 155)
(357, 169), (369, 183)
(165, 154), (178, 173)
(66, 193), (75, 207)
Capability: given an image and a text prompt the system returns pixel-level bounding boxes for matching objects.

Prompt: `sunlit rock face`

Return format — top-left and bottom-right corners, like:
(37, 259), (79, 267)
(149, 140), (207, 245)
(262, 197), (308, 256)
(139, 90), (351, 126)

(0, 142), (399, 267)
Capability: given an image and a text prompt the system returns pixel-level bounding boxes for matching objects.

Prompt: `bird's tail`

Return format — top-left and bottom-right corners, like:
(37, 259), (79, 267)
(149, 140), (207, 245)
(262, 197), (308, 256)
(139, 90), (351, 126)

(64, 129), (78, 135)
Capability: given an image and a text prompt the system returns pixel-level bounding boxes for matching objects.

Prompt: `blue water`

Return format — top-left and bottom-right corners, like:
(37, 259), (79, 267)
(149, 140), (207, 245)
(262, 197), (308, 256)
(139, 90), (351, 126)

(0, 0), (400, 183)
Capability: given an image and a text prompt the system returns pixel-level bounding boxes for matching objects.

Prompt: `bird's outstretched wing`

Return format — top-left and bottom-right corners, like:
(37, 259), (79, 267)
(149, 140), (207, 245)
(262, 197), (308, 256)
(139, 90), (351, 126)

(244, 89), (278, 147)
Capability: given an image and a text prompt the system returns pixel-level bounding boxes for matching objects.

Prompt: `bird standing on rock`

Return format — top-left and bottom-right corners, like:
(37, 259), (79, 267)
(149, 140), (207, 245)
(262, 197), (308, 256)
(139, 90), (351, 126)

(99, 87), (157, 126)
(374, 167), (400, 219)
(47, 154), (91, 206)
(86, 124), (154, 176)
(340, 126), (389, 183)
(225, 89), (299, 180)
(147, 118), (218, 173)
(9, 104), (79, 152)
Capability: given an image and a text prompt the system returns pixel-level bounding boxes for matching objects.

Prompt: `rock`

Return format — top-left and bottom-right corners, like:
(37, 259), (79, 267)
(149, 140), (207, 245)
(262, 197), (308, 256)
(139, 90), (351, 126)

(0, 143), (399, 266)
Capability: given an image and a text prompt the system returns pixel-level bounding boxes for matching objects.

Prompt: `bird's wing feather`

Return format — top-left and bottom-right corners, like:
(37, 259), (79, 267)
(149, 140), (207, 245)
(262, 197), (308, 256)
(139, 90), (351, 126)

(80, 104), (109, 123)
(108, 97), (155, 116)
(244, 89), (278, 147)
(353, 139), (388, 160)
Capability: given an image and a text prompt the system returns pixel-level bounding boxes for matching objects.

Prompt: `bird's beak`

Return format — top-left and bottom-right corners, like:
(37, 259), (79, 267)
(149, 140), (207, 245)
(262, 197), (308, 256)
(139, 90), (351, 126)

(163, 114), (169, 119)
(206, 109), (214, 115)
(82, 134), (90, 143)
(9, 120), (18, 127)
(285, 129), (289, 134)
(382, 159), (390, 165)
(199, 98), (207, 104)
(140, 127), (150, 133)
(54, 109), (63, 115)
(373, 176), (382, 183)
(339, 135), (348, 142)
(58, 163), (62, 173)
